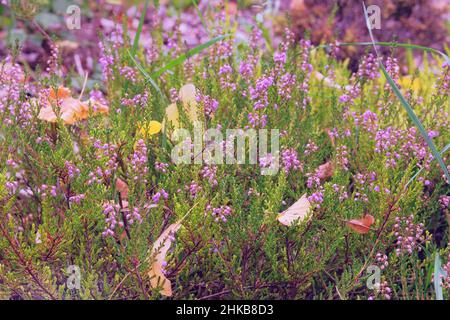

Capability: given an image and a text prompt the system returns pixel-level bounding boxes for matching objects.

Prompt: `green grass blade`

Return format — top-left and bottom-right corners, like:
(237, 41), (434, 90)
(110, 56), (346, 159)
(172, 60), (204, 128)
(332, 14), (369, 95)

(315, 42), (450, 65)
(151, 34), (228, 78)
(361, 1), (450, 184)
(192, 0), (210, 36)
(362, 1), (380, 57)
(131, 0), (150, 56)
(434, 253), (447, 300)
(257, 21), (273, 53)
(379, 65), (450, 183)
(128, 50), (168, 103)
(406, 144), (450, 188)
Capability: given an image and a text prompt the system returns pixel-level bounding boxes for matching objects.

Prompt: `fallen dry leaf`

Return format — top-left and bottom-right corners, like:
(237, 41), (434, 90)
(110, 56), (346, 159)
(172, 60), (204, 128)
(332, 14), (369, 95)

(87, 98), (109, 114)
(163, 103), (179, 128)
(314, 71), (352, 91)
(290, 0), (306, 12)
(316, 161), (334, 181)
(56, 40), (79, 52)
(48, 86), (71, 100)
(346, 214), (375, 234)
(162, 84), (199, 131)
(277, 193), (311, 226)
(38, 86), (109, 125)
(148, 222), (182, 296)
(116, 178), (129, 199)
(138, 120), (162, 138)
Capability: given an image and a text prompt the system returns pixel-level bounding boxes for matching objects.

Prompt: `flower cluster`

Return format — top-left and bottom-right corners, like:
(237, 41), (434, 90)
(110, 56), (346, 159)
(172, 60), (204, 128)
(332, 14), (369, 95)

(393, 215), (429, 256)
(119, 66), (138, 83)
(152, 189), (169, 204)
(186, 181), (202, 198)
(248, 113), (268, 128)
(87, 140), (119, 185)
(218, 64), (236, 91)
(206, 204), (232, 223)
(368, 281), (392, 300)
(357, 53), (379, 80)
(155, 162), (169, 174)
(196, 93), (219, 118)
(200, 166), (218, 187)
(281, 148), (302, 174)
(439, 195), (450, 210)
(121, 91), (149, 108)
(126, 207), (143, 225)
(102, 202), (121, 237)
(304, 140), (319, 156)
(249, 75), (274, 110)
(441, 251), (450, 290)
(307, 189), (324, 207)
(65, 161), (80, 181)
(375, 253), (389, 270)
(98, 41), (115, 81)
(130, 139), (148, 183)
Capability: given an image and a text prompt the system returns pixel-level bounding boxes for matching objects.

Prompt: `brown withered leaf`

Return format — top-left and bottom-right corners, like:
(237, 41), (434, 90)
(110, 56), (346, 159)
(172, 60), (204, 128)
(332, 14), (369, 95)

(38, 86), (109, 125)
(115, 178), (129, 199)
(316, 161), (334, 181)
(346, 214), (375, 234)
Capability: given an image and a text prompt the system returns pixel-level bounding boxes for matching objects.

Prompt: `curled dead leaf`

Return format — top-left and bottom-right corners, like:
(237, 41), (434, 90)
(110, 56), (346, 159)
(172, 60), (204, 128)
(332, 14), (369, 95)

(277, 193), (311, 226)
(87, 98), (109, 115)
(38, 87), (109, 125)
(346, 214), (375, 234)
(148, 222), (182, 296)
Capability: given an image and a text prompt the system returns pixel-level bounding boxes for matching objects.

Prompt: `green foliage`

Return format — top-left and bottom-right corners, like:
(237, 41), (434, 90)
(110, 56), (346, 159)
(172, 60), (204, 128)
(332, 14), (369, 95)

(0, 5), (449, 300)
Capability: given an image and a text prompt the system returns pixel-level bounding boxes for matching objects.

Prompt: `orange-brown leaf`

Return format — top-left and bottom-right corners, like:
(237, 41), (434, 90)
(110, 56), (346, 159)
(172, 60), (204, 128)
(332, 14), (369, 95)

(38, 87), (109, 125)
(116, 178), (129, 199)
(316, 161), (334, 181)
(49, 86), (71, 101)
(346, 214), (375, 234)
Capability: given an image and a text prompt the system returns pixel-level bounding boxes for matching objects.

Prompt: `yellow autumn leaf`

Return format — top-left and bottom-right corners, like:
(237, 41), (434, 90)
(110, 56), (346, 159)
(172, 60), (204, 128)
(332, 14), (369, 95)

(148, 222), (182, 297)
(277, 193), (311, 226)
(138, 120), (162, 138)
(134, 120), (162, 149)
(148, 120), (162, 135)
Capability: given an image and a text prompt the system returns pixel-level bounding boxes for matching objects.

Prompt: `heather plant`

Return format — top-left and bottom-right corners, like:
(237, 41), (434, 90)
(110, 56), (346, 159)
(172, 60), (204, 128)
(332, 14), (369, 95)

(0, 1), (449, 300)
